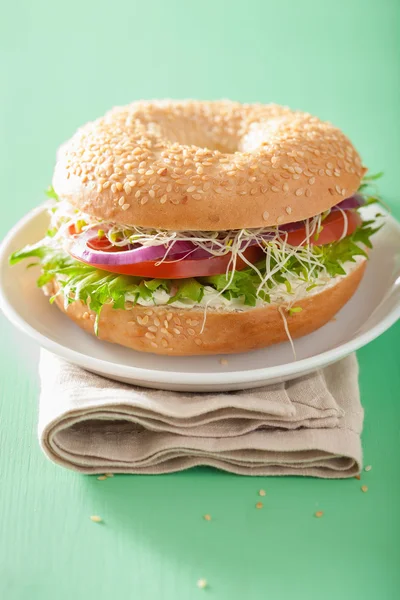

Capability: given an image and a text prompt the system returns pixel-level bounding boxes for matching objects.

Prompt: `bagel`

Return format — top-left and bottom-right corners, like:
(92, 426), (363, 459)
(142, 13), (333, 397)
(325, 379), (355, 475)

(53, 100), (366, 230)
(10, 100), (375, 357)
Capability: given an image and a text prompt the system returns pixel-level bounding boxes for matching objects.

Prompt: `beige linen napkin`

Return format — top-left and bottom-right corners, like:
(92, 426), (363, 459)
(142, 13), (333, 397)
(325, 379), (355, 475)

(38, 350), (363, 477)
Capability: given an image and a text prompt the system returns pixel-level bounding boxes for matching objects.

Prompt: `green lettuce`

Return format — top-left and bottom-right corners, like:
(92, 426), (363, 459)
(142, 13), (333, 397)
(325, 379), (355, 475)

(9, 218), (380, 334)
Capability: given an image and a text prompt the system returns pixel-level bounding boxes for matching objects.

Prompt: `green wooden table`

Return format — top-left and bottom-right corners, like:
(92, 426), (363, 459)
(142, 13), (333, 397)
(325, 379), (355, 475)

(1, 1), (399, 598)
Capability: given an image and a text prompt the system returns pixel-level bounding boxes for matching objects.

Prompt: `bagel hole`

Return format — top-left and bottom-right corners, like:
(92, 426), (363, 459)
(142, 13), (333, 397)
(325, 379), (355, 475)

(153, 117), (238, 154)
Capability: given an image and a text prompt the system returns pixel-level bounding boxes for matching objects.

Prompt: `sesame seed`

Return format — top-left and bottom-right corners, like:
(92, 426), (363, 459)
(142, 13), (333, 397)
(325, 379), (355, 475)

(121, 203), (130, 210)
(187, 328), (196, 336)
(90, 515), (102, 523)
(277, 215), (284, 224)
(203, 514), (212, 521)
(256, 502), (263, 509)
(97, 475), (107, 481)
(263, 211), (270, 221)
(258, 489), (266, 496)
(145, 332), (155, 340)
(137, 315), (149, 326)
(219, 358), (228, 365)
(364, 465), (372, 472)
(148, 326), (157, 333)
(105, 473), (114, 477)
(285, 206), (292, 214)
(194, 338), (202, 346)
(295, 188), (304, 196)
(315, 511), (324, 518)
(361, 485), (368, 493)
(283, 183), (289, 192)
(118, 197), (125, 206)
(197, 579), (207, 589)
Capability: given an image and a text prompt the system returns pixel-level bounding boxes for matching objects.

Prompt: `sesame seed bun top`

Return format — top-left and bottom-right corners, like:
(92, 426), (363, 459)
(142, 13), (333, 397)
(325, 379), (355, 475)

(52, 100), (366, 230)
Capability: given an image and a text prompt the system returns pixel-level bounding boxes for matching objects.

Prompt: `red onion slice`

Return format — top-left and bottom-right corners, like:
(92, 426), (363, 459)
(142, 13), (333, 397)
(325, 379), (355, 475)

(331, 194), (366, 211)
(69, 228), (196, 265)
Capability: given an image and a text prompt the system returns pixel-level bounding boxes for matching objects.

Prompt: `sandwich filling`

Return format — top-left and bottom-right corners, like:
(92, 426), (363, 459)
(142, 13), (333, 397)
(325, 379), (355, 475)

(10, 176), (382, 334)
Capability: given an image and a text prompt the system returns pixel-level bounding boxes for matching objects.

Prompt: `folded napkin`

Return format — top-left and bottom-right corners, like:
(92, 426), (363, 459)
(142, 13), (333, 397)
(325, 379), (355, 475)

(38, 350), (363, 478)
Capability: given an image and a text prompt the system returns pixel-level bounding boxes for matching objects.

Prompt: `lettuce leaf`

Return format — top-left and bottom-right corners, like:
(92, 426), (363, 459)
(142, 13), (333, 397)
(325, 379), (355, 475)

(9, 219), (379, 333)
(45, 186), (59, 201)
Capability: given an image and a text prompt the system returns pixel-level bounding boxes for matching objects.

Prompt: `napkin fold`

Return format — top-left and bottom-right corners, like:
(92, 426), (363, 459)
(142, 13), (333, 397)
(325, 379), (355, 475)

(38, 350), (363, 477)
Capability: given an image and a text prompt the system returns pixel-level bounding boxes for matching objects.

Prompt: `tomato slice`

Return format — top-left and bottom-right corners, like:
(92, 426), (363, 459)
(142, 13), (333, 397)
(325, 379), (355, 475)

(88, 245), (265, 279)
(284, 209), (362, 247)
(87, 236), (126, 252)
(68, 225), (125, 252)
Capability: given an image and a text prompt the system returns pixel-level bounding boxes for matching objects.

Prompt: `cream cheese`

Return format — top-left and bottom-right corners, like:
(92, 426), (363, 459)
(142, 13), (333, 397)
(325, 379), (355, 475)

(124, 256), (366, 312)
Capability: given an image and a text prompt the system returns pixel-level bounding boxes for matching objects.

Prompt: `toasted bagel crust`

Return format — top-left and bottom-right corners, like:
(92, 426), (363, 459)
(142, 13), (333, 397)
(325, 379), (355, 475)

(50, 260), (366, 356)
(53, 100), (366, 230)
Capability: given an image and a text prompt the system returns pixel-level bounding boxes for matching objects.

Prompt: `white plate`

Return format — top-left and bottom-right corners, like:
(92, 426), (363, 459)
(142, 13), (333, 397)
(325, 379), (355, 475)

(1, 205), (400, 391)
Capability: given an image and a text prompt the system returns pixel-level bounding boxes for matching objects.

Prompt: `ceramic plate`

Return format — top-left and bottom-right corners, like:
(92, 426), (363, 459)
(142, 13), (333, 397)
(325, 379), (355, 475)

(1, 205), (399, 391)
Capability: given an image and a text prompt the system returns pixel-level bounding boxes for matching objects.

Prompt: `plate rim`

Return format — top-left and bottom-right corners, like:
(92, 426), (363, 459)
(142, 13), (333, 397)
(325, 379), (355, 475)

(1, 204), (400, 386)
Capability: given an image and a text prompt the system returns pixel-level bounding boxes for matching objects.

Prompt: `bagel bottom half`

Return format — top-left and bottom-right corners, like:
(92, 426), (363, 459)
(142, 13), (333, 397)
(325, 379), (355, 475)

(50, 260), (366, 356)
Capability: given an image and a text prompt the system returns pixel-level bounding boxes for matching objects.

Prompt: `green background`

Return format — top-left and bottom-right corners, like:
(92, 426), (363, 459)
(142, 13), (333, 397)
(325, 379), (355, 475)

(1, 1), (399, 598)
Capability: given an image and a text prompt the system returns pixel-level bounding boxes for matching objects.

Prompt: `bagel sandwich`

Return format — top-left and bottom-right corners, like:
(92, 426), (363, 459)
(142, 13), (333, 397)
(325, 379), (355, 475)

(10, 100), (382, 356)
